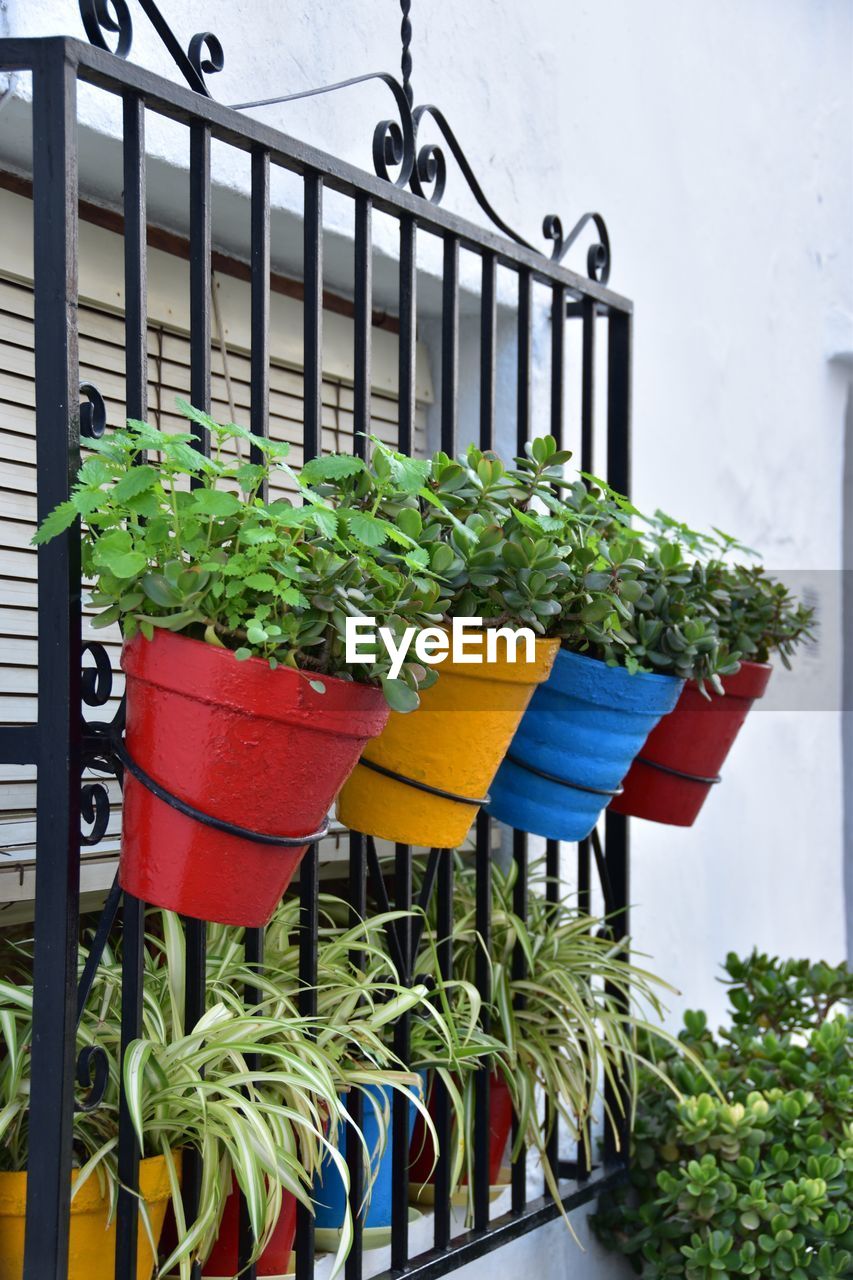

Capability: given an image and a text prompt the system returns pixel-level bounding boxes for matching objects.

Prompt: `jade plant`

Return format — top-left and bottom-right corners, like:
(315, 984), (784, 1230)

(32, 401), (448, 710)
(592, 951), (853, 1279)
(507, 446), (740, 689)
(645, 513), (816, 670)
(299, 434), (625, 639)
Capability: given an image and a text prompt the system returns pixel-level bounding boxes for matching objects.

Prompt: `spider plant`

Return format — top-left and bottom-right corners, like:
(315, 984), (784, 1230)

(413, 857), (708, 1219)
(0, 949), (364, 1278)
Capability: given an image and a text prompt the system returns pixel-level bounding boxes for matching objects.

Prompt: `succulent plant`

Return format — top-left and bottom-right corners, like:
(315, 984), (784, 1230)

(593, 952), (853, 1280)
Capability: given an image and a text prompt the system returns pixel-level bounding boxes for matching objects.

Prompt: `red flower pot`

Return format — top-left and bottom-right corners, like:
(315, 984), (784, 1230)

(610, 660), (772, 827)
(159, 1178), (296, 1277)
(204, 1180), (296, 1277)
(118, 630), (388, 926)
(409, 1071), (513, 1188)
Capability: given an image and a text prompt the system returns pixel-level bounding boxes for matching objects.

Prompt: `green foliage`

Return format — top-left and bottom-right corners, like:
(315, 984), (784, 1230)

(413, 857), (690, 1219)
(522, 468), (742, 688)
(645, 513), (816, 669)
(33, 402), (446, 709)
(593, 952), (853, 1279)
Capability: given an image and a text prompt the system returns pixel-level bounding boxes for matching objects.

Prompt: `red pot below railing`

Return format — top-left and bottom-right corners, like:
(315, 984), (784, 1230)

(610, 660), (773, 827)
(409, 1071), (513, 1190)
(159, 1177), (297, 1277)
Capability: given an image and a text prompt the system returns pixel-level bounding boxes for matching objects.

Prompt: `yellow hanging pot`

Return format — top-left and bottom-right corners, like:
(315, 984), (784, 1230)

(338, 632), (559, 847)
(0, 1152), (177, 1280)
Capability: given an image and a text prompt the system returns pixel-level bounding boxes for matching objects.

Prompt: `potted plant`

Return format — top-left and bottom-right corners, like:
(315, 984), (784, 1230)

(612, 518), (815, 825)
(409, 857), (696, 1220)
(34, 403), (443, 925)
(302, 439), (571, 847)
(260, 893), (474, 1245)
(0, 977), (175, 1280)
(82, 908), (372, 1278)
(1, 953), (341, 1280)
(485, 449), (732, 841)
(592, 951), (852, 1278)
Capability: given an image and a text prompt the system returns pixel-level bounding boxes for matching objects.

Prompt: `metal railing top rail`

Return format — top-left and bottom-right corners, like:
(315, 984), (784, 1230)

(0, 35), (633, 313)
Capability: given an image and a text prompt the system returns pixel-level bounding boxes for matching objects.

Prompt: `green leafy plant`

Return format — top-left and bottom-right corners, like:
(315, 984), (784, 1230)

(32, 402), (447, 710)
(299, 435), (591, 636)
(644, 513), (815, 670)
(508, 452), (741, 687)
(0, 904), (445, 1277)
(593, 951), (853, 1279)
(413, 857), (693, 1218)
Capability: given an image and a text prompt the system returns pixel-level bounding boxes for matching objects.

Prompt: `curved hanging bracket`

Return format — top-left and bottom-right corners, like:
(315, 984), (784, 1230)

(77, 2), (613, 283)
(78, 0), (223, 96)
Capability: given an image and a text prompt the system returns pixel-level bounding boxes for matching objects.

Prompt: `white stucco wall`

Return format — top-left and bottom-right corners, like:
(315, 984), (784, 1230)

(2, 2), (851, 1275)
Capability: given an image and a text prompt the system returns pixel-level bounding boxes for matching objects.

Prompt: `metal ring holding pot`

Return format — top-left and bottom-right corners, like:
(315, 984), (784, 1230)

(634, 756), (722, 786)
(116, 743), (330, 846)
(354, 756), (489, 807)
(505, 752), (624, 799)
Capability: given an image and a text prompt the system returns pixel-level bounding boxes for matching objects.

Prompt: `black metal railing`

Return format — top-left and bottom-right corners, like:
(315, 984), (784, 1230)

(0, 21), (633, 1280)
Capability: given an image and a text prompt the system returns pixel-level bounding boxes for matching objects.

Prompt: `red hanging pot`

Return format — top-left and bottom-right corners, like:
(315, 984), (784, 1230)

(118, 630), (389, 926)
(610, 660), (772, 827)
(409, 1071), (513, 1189)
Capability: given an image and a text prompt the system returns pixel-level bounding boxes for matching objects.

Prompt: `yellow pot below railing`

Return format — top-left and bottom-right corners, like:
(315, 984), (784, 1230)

(0, 1152), (177, 1280)
(338, 633), (560, 847)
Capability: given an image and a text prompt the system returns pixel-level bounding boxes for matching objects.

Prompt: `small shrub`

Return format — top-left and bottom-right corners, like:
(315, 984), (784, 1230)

(593, 951), (853, 1279)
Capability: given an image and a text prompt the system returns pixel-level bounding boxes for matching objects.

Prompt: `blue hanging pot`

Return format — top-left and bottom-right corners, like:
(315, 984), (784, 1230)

(486, 648), (684, 842)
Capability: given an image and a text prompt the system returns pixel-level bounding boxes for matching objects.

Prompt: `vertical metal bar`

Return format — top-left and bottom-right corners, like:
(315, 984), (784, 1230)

(580, 296), (595, 475)
(249, 147), (270, 466)
(517, 270), (532, 447)
(391, 843), (412, 1271)
(480, 252), (496, 451)
(295, 169), (324, 1280)
(575, 296), (597, 1180)
(441, 236), (458, 454)
(545, 282), (566, 1182)
(303, 173), (323, 462)
(510, 269), (532, 1215)
(550, 283), (566, 447)
(346, 197), (371, 1279)
(473, 811), (492, 1231)
(604, 308), (632, 1166)
(238, 144), (271, 1280)
(388, 213), (416, 1271)
(114, 90), (147, 1280)
(23, 44), (80, 1280)
(606, 309), (631, 497)
(510, 829), (528, 1213)
(182, 119), (212, 1280)
(345, 833), (366, 1280)
(189, 121), (211, 429)
(433, 853), (454, 1249)
(353, 194), (372, 460)
(295, 846), (319, 1280)
(398, 216), (416, 454)
(182, 916), (206, 1280)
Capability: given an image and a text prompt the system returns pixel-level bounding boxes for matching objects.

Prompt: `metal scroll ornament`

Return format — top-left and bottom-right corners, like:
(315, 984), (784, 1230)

(78, 0), (610, 282)
(78, 0), (223, 95)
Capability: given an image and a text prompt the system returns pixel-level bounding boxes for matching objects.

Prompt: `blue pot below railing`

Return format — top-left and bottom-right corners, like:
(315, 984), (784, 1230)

(313, 1075), (425, 1232)
(485, 648), (684, 842)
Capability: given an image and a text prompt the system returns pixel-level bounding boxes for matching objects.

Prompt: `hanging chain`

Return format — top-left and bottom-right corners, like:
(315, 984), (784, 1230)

(400, 0), (413, 108)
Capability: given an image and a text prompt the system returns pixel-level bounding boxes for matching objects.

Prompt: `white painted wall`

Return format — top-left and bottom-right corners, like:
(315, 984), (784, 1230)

(2, 2), (851, 1273)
